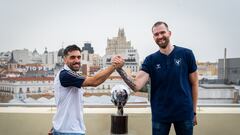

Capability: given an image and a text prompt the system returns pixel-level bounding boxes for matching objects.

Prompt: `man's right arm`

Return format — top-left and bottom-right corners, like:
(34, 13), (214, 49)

(82, 65), (116, 87)
(116, 68), (149, 92)
(82, 55), (124, 87)
(60, 65), (118, 88)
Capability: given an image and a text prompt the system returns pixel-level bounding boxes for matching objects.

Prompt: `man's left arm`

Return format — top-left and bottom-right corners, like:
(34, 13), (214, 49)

(189, 70), (198, 125)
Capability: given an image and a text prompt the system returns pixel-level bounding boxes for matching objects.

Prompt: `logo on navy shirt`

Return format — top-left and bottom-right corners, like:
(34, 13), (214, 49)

(155, 64), (161, 69)
(174, 58), (182, 66)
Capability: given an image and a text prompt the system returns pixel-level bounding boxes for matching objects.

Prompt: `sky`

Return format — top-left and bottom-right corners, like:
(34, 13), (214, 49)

(0, 0), (240, 62)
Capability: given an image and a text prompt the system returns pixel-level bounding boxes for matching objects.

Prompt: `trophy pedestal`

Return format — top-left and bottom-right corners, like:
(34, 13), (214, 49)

(111, 114), (128, 135)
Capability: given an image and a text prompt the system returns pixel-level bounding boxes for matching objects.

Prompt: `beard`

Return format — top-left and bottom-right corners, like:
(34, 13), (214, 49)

(68, 62), (81, 71)
(155, 37), (170, 49)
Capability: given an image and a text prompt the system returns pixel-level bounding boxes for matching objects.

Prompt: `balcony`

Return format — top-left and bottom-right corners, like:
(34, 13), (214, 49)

(0, 104), (239, 135)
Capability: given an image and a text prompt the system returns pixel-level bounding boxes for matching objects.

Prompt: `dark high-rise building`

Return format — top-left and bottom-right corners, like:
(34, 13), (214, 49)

(82, 43), (94, 54)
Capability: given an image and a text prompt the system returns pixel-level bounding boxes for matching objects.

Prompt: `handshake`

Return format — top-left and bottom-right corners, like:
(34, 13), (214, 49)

(111, 55), (136, 91)
(111, 55), (125, 69)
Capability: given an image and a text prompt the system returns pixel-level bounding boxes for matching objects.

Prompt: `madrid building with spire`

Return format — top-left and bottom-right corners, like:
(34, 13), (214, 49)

(103, 28), (139, 74)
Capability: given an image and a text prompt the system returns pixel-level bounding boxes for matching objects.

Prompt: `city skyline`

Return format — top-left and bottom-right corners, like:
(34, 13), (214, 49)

(1, 0), (240, 62)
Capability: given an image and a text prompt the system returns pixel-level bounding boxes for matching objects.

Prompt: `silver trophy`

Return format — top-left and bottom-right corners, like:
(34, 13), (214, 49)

(111, 85), (130, 115)
(110, 85), (130, 134)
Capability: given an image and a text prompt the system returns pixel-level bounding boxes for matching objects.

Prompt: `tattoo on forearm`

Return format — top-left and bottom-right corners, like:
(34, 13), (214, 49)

(116, 68), (136, 91)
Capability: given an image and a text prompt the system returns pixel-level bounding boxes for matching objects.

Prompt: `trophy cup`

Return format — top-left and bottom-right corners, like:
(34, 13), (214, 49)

(110, 85), (130, 135)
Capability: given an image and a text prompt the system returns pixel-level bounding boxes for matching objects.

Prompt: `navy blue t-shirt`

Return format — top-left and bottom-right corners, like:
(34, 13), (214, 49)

(141, 45), (197, 122)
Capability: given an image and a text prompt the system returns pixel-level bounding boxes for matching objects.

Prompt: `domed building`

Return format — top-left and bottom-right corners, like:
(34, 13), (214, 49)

(44, 47), (48, 54)
(31, 49), (42, 64)
(32, 49), (39, 56)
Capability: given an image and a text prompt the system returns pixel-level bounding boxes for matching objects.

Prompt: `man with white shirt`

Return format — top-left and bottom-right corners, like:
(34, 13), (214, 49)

(52, 45), (124, 135)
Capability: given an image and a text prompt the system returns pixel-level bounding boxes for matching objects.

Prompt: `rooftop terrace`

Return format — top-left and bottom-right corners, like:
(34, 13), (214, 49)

(0, 104), (239, 135)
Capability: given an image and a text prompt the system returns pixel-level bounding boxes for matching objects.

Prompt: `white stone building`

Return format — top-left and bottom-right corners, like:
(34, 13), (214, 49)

(103, 28), (139, 74)
(42, 47), (58, 69)
(0, 77), (54, 94)
(12, 49), (31, 64)
(31, 49), (42, 64)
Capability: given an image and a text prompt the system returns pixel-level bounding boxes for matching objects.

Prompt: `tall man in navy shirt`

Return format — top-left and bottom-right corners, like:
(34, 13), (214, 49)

(117, 21), (198, 135)
(52, 45), (124, 135)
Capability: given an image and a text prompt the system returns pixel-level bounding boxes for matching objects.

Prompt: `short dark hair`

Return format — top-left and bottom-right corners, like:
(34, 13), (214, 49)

(63, 44), (81, 56)
(152, 21), (169, 32)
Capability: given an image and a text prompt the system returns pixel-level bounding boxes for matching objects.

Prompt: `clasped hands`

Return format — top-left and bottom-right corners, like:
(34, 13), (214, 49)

(111, 55), (125, 69)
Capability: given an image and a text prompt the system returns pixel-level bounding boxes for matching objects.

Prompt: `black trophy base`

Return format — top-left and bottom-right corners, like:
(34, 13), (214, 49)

(111, 114), (128, 135)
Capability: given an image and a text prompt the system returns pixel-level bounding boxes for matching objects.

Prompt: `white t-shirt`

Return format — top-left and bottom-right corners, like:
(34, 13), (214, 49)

(53, 65), (86, 133)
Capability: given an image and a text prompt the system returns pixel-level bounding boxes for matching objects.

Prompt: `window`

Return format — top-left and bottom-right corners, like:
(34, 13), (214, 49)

(27, 88), (30, 93)
(38, 87), (41, 93)
(19, 88), (23, 93)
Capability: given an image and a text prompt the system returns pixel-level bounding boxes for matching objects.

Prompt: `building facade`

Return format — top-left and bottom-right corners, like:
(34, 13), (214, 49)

(12, 49), (31, 64)
(218, 58), (240, 84)
(103, 28), (139, 74)
(42, 47), (58, 69)
(0, 77), (53, 94)
(197, 62), (218, 80)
